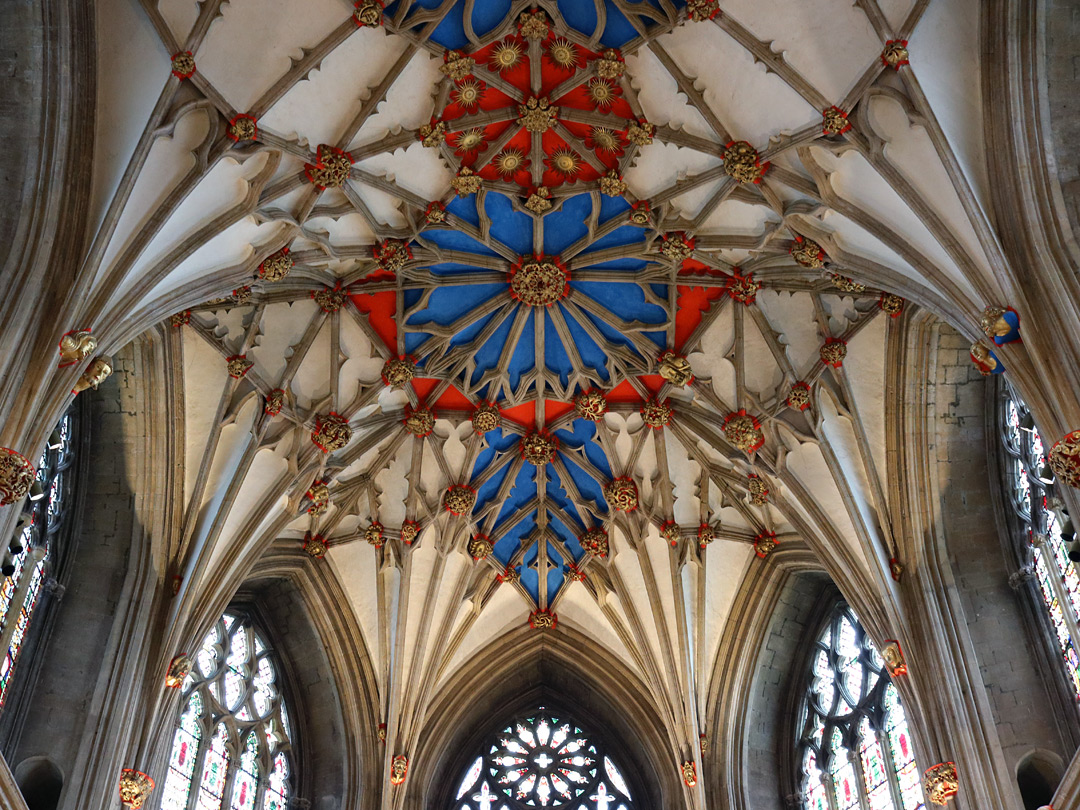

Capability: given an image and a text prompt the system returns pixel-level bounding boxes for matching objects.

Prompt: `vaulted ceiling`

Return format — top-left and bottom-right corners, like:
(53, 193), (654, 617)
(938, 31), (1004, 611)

(86, 0), (997, 796)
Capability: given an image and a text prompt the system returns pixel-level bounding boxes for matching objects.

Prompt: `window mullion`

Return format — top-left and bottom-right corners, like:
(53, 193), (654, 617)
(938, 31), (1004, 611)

(185, 728), (212, 810)
(878, 727), (905, 810)
(850, 743), (872, 810)
(1033, 535), (1080, 645)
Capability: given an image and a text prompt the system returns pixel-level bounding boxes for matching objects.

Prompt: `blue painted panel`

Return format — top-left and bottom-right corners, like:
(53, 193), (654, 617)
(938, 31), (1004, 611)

(486, 193), (533, 256)
(542, 195), (593, 255)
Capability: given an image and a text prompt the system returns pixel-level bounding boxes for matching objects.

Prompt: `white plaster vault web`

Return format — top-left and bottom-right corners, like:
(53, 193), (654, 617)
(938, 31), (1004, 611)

(84, 0), (1002, 792)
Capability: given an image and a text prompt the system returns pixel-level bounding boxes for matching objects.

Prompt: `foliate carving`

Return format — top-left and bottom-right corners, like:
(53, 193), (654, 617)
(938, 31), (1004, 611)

(305, 144), (353, 189)
(529, 609), (557, 629)
(259, 248), (293, 281)
(226, 355), (253, 378)
(881, 40), (910, 70)
(311, 412), (352, 452)
(390, 754), (409, 785)
(451, 167), (483, 197)
(598, 171), (627, 197)
(306, 480), (330, 515)
(518, 9), (550, 40)
(498, 565), (520, 584)
(681, 760), (698, 787)
(748, 474), (769, 505)
(830, 274), (865, 293)
(641, 399), (672, 429)
(468, 534), (494, 560)
(727, 270), (760, 305)
(626, 120), (655, 146)
(524, 187), (552, 214)
(1008, 566), (1036, 590)
(700, 734), (708, 753)
(629, 202), (651, 226)
(353, 0), (383, 27)
(575, 389), (608, 421)
(754, 531), (779, 558)
(119, 770), (156, 809)
(566, 563), (586, 582)
(698, 523), (716, 548)
(375, 239), (412, 272)
(791, 237), (826, 268)
(441, 50), (474, 80)
(604, 477), (639, 512)
(400, 520), (420, 545)
(661, 232), (694, 263)
(521, 432), (558, 466)
(365, 521), (385, 548)
(1049, 430), (1080, 489)
(723, 140), (767, 184)
(444, 485), (477, 515)
(425, 201), (447, 224)
(723, 410), (765, 454)
(472, 403), (501, 433)
(922, 762), (959, 806)
(879, 292), (905, 317)
(404, 407), (435, 437)
(227, 114), (257, 142)
(881, 640), (907, 676)
(169, 311), (191, 327)
(232, 286), (253, 305)
(822, 106), (851, 136)
(265, 389), (285, 416)
(419, 120), (447, 148)
(661, 521), (681, 547)
(658, 351), (693, 387)
(165, 655), (193, 689)
(303, 533), (328, 558)
(510, 256), (569, 307)
(889, 557), (905, 582)
(382, 356), (416, 388)
(819, 338), (847, 368)
(580, 527), (609, 557)
(595, 49), (625, 80)
(687, 0), (719, 21)
(73, 357), (113, 393)
(58, 329), (97, 365)
(519, 96), (558, 133)
(312, 284), (347, 312)
(787, 382), (812, 411)
(170, 52), (195, 79)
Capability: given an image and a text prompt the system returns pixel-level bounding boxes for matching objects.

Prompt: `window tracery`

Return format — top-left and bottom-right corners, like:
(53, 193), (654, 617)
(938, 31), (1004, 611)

(998, 388), (1080, 697)
(160, 612), (293, 810)
(0, 407), (77, 707)
(796, 604), (925, 810)
(452, 707), (635, 810)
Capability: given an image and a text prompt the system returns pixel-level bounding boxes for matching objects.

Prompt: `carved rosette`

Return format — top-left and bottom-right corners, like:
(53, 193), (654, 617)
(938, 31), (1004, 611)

(787, 382), (812, 411)
(748, 474), (769, 506)
(312, 284), (347, 313)
(580, 527), (609, 558)
(723, 140), (768, 184)
(400, 520), (420, 545)
(374, 239), (412, 272)
(73, 356), (114, 394)
(598, 171), (628, 197)
(354, 0), (383, 27)
(472, 403), (502, 434)
(922, 762), (959, 806)
(626, 120), (655, 146)
(629, 201), (652, 226)
(259, 248), (293, 281)
(365, 521), (385, 549)
(404, 408), (436, 437)
(303, 533), (328, 558)
(169, 311), (191, 327)
(881, 640), (907, 677)
(227, 114), (257, 142)
(518, 9), (550, 39)
(1049, 430), (1080, 488)
(881, 40), (910, 70)
(232, 286), (253, 305)
(525, 188), (553, 214)
(529, 609), (557, 630)
(419, 120), (447, 148)
(661, 521), (681, 547)
(661, 232), (694, 263)
(830, 274), (865, 293)
(681, 761), (697, 787)
(822, 106), (851, 136)
(604, 477), (639, 512)
(574, 389), (608, 421)
(264, 389), (285, 416)
(58, 329), (97, 366)
(451, 167), (483, 197)
(722, 410), (765, 454)
(305, 144), (353, 189)
(498, 565), (520, 584)
(658, 351), (694, 387)
(311, 412), (352, 453)
(306, 481), (330, 515)
(119, 770), (156, 809)
(509, 256), (569, 307)
(521, 432), (558, 466)
(170, 51), (195, 79)
(164, 655), (193, 689)
(441, 50), (474, 80)
(425, 201), (447, 224)
(791, 237), (827, 269)
(641, 399), (672, 429)
(879, 292), (905, 317)
(468, 534), (494, 560)
(226, 355), (253, 378)
(519, 96), (558, 133)
(819, 338), (848, 368)
(595, 49), (625, 80)
(390, 754), (409, 785)
(686, 0), (719, 20)
(444, 485), (477, 516)
(382, 356), (417, 389)
(727, 270), (760, 305)
(566, 564), (586, 582)
(754, 531), (779, 559)
(698, 523), (715, 548)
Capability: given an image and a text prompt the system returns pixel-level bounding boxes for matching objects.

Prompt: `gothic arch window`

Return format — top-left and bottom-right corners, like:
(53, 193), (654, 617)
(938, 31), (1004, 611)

(0, 407), (78, 707)
(797, 603), (926, 810)
(159, 612), (293, 810)
(451, 707), (636, 810)
(998, 387), (1080, 697)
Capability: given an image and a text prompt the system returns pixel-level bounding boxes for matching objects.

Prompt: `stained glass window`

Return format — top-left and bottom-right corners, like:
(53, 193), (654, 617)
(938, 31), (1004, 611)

(158, 612), (293, 810)
(0, 408), (78, 708)
(451, 707), (637, 810)
(998, 388), (1080, 698)
(796, 603), (926, 810)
